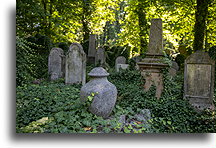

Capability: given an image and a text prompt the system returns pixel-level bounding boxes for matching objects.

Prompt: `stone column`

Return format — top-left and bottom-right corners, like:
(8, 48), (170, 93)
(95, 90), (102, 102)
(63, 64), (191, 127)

(88, 34), (96, 64)
(137, 18), (168, 99)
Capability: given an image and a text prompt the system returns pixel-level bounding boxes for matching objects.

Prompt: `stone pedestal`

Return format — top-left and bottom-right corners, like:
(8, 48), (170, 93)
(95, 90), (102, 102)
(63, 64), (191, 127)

(137, 54), (168, 99)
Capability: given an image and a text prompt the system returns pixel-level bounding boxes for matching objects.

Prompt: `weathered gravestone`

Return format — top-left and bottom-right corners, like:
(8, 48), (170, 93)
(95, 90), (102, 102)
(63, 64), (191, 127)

(137, 18), (168, 99)
(88, 34), (96, 64)
(169, 61), (179, 77)
(48, 47), (65, 80)
(115, 56), (129, 72)
(184, 50), (215, 111)
(65, 43), (86, 85)
(95, 47), (106, 66)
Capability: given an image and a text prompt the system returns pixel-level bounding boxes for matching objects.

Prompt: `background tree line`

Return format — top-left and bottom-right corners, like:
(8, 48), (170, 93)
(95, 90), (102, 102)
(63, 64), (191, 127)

(16, 0), (216, 85)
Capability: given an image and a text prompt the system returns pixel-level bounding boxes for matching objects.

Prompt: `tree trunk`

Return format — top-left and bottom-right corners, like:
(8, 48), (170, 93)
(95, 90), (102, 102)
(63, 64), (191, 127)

(136, 0), (148, 54)
(193, 0), (209, 51)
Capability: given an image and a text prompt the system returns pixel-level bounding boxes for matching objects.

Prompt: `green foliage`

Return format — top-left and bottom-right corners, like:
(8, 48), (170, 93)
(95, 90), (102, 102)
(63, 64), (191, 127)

(109, 69), (215, 133)
(16, 81), (81, 129)
(16, 66), (215, 133)
(105, 45), (130, 67)
(16, 36), (39, 86)
(27, 34), (53, 79)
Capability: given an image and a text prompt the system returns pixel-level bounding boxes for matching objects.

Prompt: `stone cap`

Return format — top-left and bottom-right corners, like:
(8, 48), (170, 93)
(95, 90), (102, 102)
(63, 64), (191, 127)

(88, 67), (109, 77)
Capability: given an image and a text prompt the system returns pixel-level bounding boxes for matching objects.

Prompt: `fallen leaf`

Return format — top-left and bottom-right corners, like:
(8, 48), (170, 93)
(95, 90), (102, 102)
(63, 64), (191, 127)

(84, 127), (92, 131)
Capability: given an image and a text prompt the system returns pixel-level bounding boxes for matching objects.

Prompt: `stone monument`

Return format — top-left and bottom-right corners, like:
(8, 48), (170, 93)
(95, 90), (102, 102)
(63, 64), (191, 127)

(80, 67), (117, 118)
(65, 43), (86, 85)
(115, 56), (129, 72)
(184, 50), (215, 111)
(137, 18), (168, 99)
(95, 47), (106, 66)
(48, 47), (65, 80)
(88, 34), (96, 64)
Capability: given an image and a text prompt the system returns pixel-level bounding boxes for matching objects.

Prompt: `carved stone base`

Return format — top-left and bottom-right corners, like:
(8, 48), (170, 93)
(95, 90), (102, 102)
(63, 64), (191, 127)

(137, 54), (168, 99)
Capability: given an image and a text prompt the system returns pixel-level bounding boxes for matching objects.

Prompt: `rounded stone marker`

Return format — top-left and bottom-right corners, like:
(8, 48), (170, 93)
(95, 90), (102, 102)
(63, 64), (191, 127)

(80, 67), (117, 118)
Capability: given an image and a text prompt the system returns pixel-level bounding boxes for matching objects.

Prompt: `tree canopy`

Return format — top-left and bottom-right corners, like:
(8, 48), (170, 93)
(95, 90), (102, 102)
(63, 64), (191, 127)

(16, 0), (216, 56)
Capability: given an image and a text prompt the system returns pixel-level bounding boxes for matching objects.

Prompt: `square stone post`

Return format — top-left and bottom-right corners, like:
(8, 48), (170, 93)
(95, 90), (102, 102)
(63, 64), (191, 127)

(88, 34), (96, 64)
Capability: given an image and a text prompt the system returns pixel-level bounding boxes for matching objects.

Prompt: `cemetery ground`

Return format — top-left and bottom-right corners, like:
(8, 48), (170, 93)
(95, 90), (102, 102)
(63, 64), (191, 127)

(16, 66), (216, 133)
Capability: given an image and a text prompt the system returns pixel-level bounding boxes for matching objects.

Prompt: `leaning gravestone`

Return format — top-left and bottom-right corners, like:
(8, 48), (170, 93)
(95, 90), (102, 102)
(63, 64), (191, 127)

(95, 47), (106, 66)
(115, 56), (129, 72)
(88, 34), (96, 64)
(65, 43), (86, 85)
(48, 47), (65, 80)
(184, 50), (215, 111)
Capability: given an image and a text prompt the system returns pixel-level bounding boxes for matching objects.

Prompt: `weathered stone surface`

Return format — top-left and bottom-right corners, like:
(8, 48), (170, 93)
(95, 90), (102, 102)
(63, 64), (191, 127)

(95, 47), (106, 66)
(134, 109), (151, 123)
(171, 61), (179, 71)
(116, 64), (129, 72)
(184, 50), (215, 111)
(137, 18), (168, 99)
(115, 56), (126, 71)
(148, 18), (163, 55)
(88, 34), (96, 63)
(80, 67), (117, 118)
(169, 61), (179, 77)
(65, 43), (86, 85)
(48, 47), (64, 80)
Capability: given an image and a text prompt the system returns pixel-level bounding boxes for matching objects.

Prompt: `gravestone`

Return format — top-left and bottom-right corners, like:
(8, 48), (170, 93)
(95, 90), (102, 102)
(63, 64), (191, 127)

(169, 61), (179, 77)
(184, 50), (215, 111)
(137, 19), (168, 99)
(88, 34), (96, 64)
(115, 56), (127, 71)
(65, 43), (86, 85)
(116, 64), (129, 72)
(48, 47), (65, 80)
(95, 47), (106, 66)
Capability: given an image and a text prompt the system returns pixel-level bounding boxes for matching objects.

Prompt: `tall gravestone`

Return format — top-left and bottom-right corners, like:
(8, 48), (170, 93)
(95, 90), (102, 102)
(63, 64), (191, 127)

(65, 43), (86, 85)
(95, 47), (106, 66)
(184, 50), (215, 111)
(88, 34), (96, 64)
(137, 19), (168, 99)
(48, 47), (65, 80)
